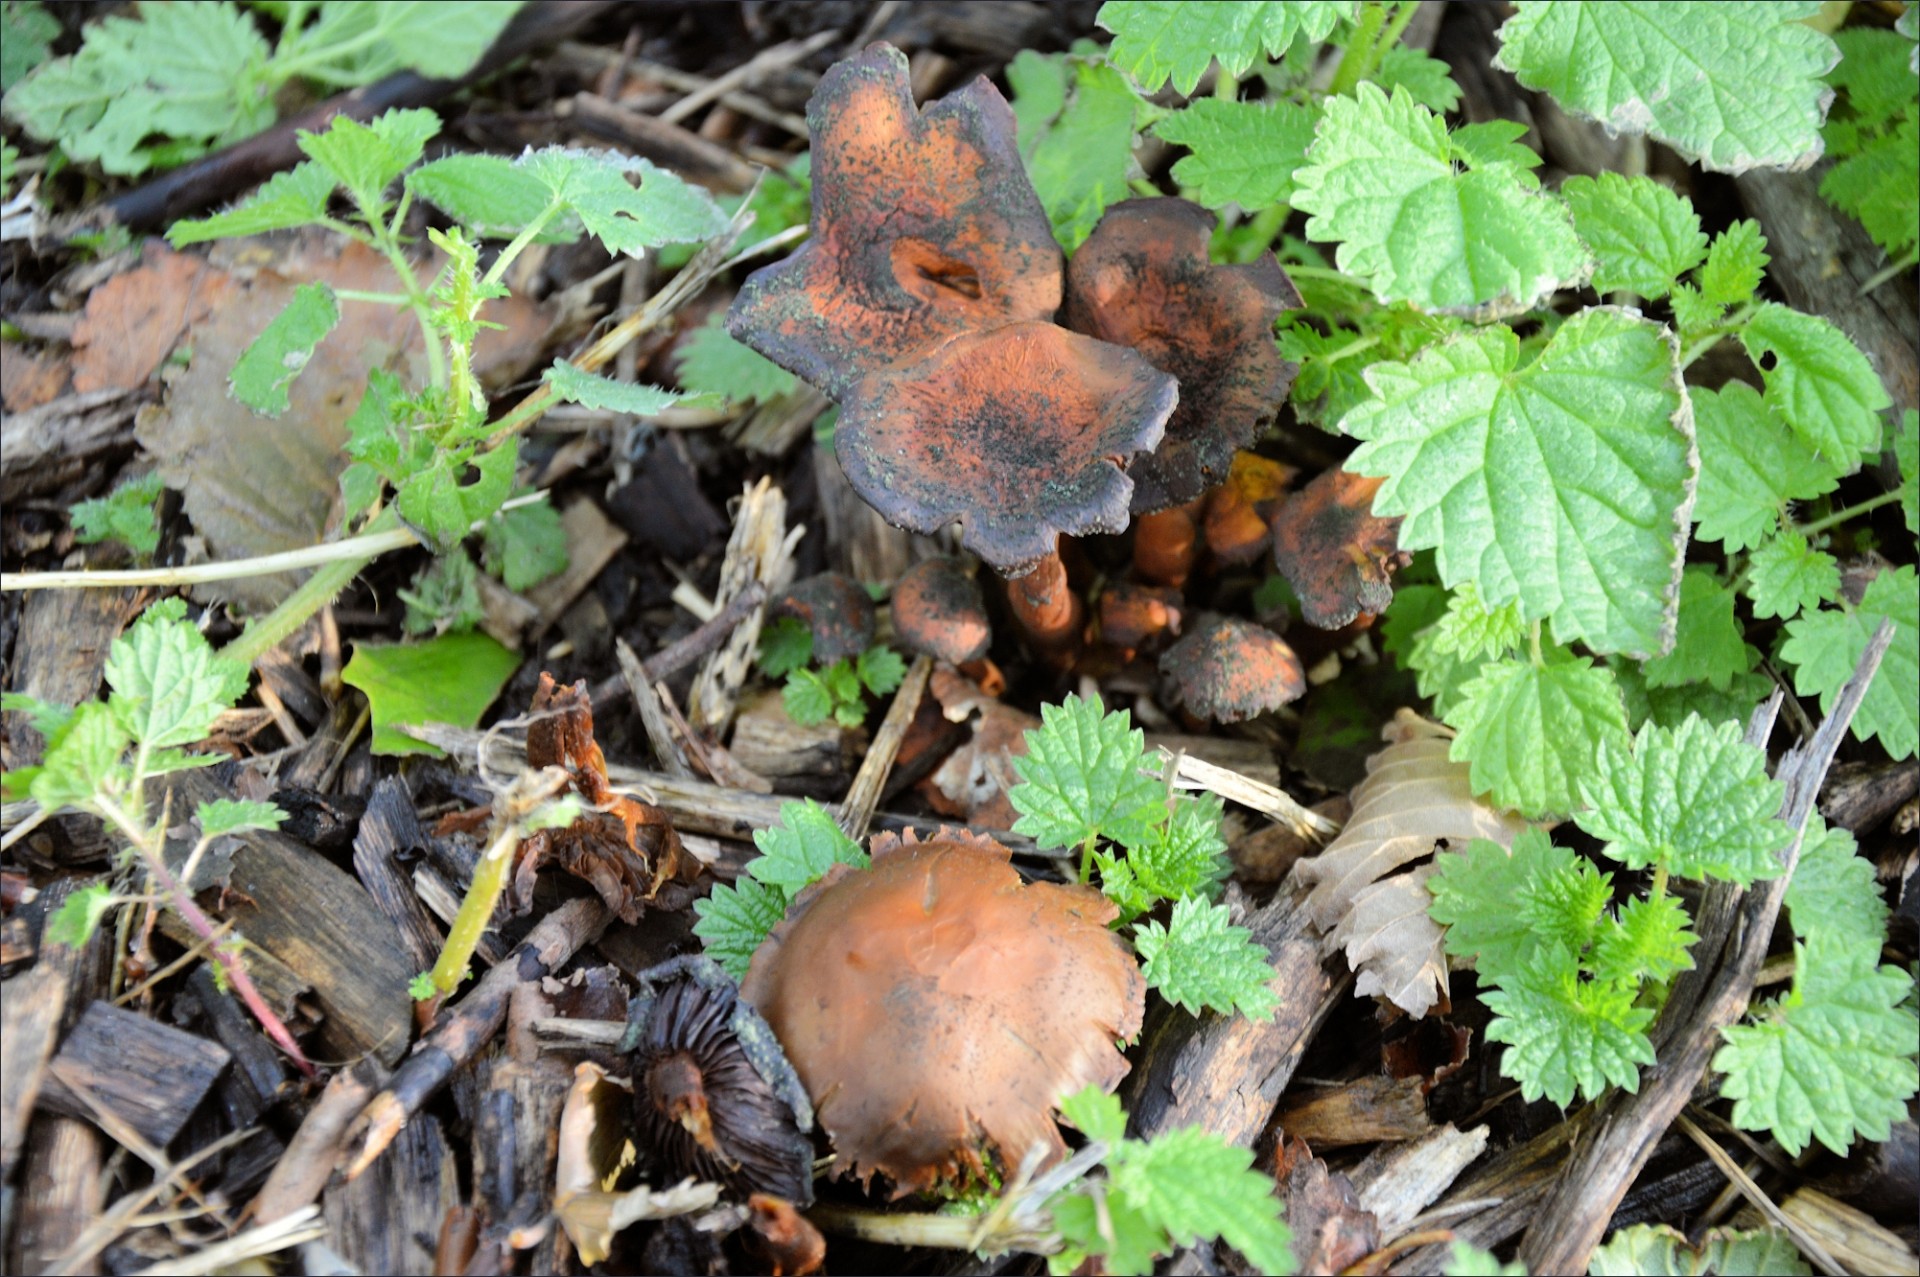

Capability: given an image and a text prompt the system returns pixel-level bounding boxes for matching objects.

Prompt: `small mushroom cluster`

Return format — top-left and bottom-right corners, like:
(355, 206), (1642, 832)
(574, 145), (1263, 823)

(728, 42), (1337, 721)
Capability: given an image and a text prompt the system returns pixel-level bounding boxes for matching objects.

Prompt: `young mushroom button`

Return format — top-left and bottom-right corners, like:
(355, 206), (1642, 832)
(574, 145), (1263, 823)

(740, 828), (1145, 1198)
(1159, 614), (1306, 724)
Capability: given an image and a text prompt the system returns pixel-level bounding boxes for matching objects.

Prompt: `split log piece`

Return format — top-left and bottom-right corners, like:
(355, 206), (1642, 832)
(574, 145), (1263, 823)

(36, 1000), (231, 1148)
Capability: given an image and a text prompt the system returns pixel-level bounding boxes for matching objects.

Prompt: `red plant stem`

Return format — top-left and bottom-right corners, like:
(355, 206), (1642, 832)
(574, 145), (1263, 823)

(1133, 503), (1202, 588)
(1004, 543), (1083, 666)
(100, 799), (318, 1079)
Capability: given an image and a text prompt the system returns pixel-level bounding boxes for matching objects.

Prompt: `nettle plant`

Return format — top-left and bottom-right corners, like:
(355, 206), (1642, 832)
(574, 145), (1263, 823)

(1025, 1), (1920, 1152)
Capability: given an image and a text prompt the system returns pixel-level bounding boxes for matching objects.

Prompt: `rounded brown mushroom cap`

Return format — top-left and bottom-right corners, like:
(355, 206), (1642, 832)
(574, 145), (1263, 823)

(1159, 615), (1305, 722)
(726, 44), (1063, 399)
(740, 829), (1145, 1197)
(773, 573), (876, 665)
(891, 557), (992, 664)
(1063, 198), (1302, 513)
(835, 321), (1176, 575)
(1270, 466), (1411, 631)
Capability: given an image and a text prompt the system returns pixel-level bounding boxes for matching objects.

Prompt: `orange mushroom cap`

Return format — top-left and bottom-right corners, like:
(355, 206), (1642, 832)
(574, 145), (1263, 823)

(739, 828), (1145, 1197)
(1159, 615), (1306, 723)
(1270, 466), (1410, 630)
(891, 557), (992, 664)
(1063, 198), (1303, 513)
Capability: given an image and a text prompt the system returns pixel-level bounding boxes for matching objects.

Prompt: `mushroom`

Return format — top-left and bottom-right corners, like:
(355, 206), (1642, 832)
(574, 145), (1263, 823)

(740, 828), (1145, 1197)
(773, 572), (876, 664)
(1269, 466), (1410, 630)
(1159, 615), (1305, 723)
(1097, 581), (1183, 657)
(1204, 453), (1296, 565)
(621, 955), (816, 1205)
(890, 557), (991, 664)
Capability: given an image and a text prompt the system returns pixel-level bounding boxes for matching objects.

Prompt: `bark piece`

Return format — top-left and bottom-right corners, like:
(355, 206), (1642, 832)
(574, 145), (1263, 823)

(38, 1001), (231, 1147)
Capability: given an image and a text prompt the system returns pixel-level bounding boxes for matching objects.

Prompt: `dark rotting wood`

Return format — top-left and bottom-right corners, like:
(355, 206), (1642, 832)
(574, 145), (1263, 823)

(250, 1058), (389, 1227)
(350, 777), (446, 979)
(37, 1000), (232, 1148)
(323, 1110), (457, 1277)
(185, 965), (291, 1125)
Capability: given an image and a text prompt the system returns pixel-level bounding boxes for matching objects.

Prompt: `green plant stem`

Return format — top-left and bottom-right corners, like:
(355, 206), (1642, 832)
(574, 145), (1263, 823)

(332, 289), (415, 306)
(1329, 1), (1391, 95)
(367, 221), (446, 390)
(1283, 264), (1365, 287)
(1374, 1), (1422, 63)
(1079, 832), (1098, 885)
(1528, 619), (1544, 668)
(1678, 303), (1756, 370)
(1859, 249), (1918, 294)
(425, 817), (522, 999)
(1323, 333), (1382, 364)
(480, 204), (564, 290)
(94, 796), (317, 1078)
(1798, 489), (1901, 536)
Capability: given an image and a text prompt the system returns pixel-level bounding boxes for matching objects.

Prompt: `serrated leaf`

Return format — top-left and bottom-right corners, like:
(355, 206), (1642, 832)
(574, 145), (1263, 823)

(747, 799), (868, 895)
(407, 153), (555, 238)
(543, 360), (681, 416)
(71, 471), (164, 558)
(229, 281), (339, 416)
(1096, 0), (1356, 95)
(1820, 116), (1920, 258)
(1017, 56), (1141, 249)
(756, 617), (814, 679)
(516, 148), (728, 255)
(1591, 892), (1697, 989)
(295, 108), (439, 220)
(1, 2), (60, 95)
(395, 438), (519, 552)
(1518, 850), (1613, 959)
(692, 877), (789, 980)
(1373, 45), (1462, 114)
(1127, 791), (1230, 904)
(1785, 815), (1887, 949)
(1780, 565), (1920, 760)
(45, 881), (116, 949)
(1590, 1224), (1813, 1277)
(1562, 173), (1706, 299)
(1425, 582), (1527, 663)
(1829, 27), (1920, 129)
(1493, 1), (1838, 174)
(674, 316), (798, 405)
(1690, 383), (1841, 552)
(1111, 1126), (1293, 1276)
(1132, 896), (1278, 1020)
(1746, 529), (1839, 621)
(1428, 835), (1567, 979)
(1714, 927), (1919, 1155)
(1293, 83), (1589, 311)
(1896, 409), (1918, 534)
(1050, 1186), (1164, 1277)
(1009, 694), (1165, 852)
(1576, 715), (1788, 885)
(1640, 568), (1752, 691)
(1057, 1085), (1128, 1143)
(196, 798), (287, 838)
(781, 668), (836, 726)
(1484, 942), (1656, 1106)
(1153, 97), (1317, 211)
(1741, 302), (1891, 467)
(1700, 219), (1769, 307)
(30, 702), (128, 812)
(1343, 310), (1691, 658)
(339, 631), (520, 756)
(479, 495), (567, 593)
(104, 599), (249, 751)
(399, 548), (482, 637)
(855, 645), (905, 697)
(168, 161), (337, 245)
(1448, 655), (1630, 819)
(1612, 659), (1773, 736)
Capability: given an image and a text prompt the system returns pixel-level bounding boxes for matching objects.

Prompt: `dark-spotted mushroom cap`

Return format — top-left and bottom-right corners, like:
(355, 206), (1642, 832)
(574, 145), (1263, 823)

(1270, 466), (1410, 630)
(891, 557), (992, 664)
(740, 828), (1145, 1198)
(1159, 614), (1305, 723)
(772, 572), (876, 665)
(620, 955), (816, 1205)
(1062, 198), (1302, 514)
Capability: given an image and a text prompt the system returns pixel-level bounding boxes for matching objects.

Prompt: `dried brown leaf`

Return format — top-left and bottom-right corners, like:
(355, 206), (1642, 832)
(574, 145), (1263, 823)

(72, 243), (234, 394)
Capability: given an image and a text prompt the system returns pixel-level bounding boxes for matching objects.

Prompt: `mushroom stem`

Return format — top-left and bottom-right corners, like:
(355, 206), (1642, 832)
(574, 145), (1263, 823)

(1132, 502), (1203, 588)
(1004, 543), (1083, 666)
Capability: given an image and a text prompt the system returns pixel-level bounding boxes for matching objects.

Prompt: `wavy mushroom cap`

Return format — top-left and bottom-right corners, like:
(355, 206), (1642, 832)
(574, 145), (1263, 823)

(773, 572), (877, 665)
(726, 43), (1062, 399)
(891, 557), (992, 664)
(1063, 198), (1302, 513)
(1270, 466), (1409, 630)
(1159, 615), (1305, 723)
(740, 829), (1145, 1197)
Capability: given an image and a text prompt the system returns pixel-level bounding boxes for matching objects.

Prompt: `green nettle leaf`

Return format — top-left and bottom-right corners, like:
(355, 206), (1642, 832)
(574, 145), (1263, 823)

(1132, 896), (1279, 1021)
(1780, 565), (1920, 760)
(408, 153), (555, 237)
(1013, 55), (1142, 249)
(1746, 529), (1839, 621)
(747, 799), (869, 895)
(1591, 892), (1697, 989)
(1292, 83), (1590, 311)
(1128, 792), (1231, 904)
(1699, 218), (1769, 308)
(296, 108), (440, 219)
(1483, 943), (1656, 1106)
(1689, 383), (1841, 552)
(756, 617), (814, 679)
(195, 798), (287, 838)
(855, 646), (906, 697)
(1640, 568), (1752, 691)
(1153, 98), (1317, 212)
(1058, 1086), (1128, 1144)
(1, 2), (60, 95)
(1612, 659), (1774, 736)
(1109, 1126), (1294, 1277)
(517, 148), (728, 255)
(1050, 1189), (1164, 1277)
(1372, 45), (1463, 114)
(1096, 0), (1356, 95)
(1448, 655), (1630, 819)
(692, 877), (790, 981)
(1493, 1), (1838, 174)
(781, 668), (837, 726)
(71, 472), (165, 558)
(1010, 695), (1165, 852)
(30, 702), (129, 812)
(1576, 716), (1788, 886)
(45, 882), (117, 949)
(168, 161), (338, 245)
(1740, 302), (1892, 467)
(1590, 1225), (1813, 1277)
(339, 631), (521, 756)
(1821, 116), (1920, 260)
(1714, 928), (1919, 1155)
(1430, 831), (1570, 980)
(229, 282), (340, 416)
(274, 1), (522, 86)
(1425, 583), (1528, 663)
(543, 360), (682, 416)
(1516, 851), (1613, 958)
(1785, 816), (1887, 947)
(1561, 173), (1707, 298)
(399, 548), (483, 637)
(479, 496), (568, 593)
(1343, 310), (1691, 657)
(675, 317), (798, 405)
(104, 599), (250, 751)
(395, 439), (519, 552)
(1896, 409), (1918, 534)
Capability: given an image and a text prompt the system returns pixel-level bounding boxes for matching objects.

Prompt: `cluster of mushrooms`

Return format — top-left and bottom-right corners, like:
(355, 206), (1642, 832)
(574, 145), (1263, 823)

(615, 38), (1412, 1233)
